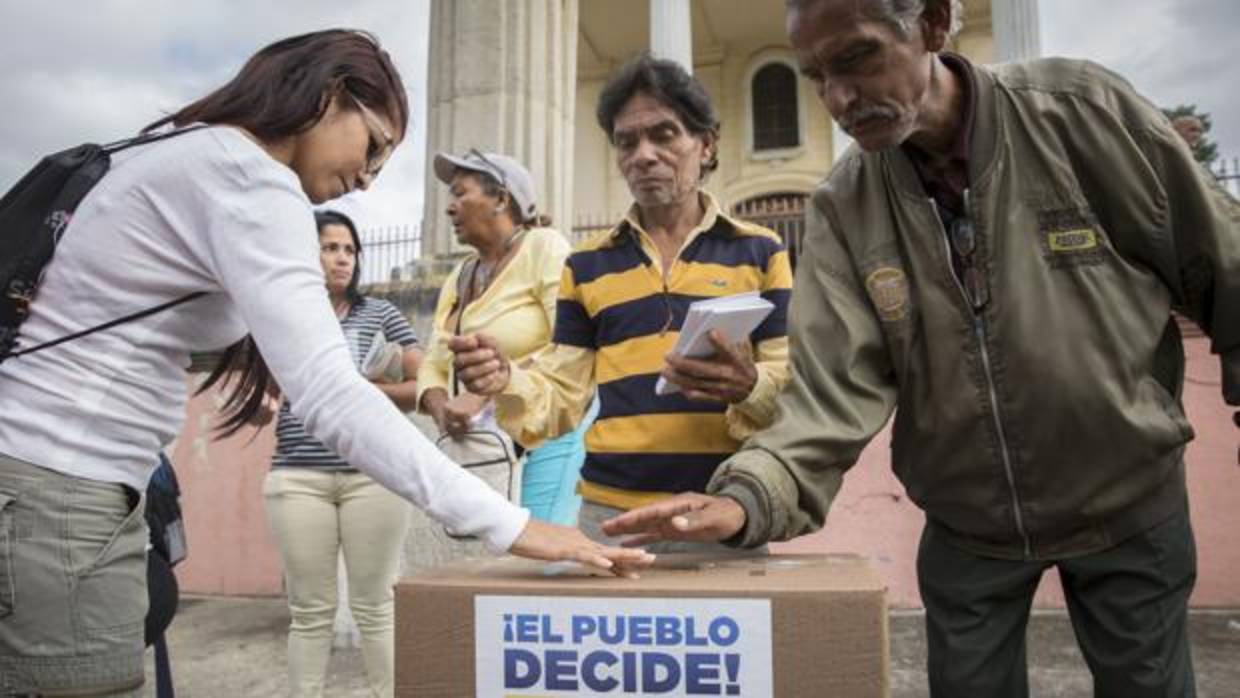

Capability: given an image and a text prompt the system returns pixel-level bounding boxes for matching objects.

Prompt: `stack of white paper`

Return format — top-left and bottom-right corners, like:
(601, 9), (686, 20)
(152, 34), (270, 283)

(654, 291), (775, 395)
(360, 332), (405, 383)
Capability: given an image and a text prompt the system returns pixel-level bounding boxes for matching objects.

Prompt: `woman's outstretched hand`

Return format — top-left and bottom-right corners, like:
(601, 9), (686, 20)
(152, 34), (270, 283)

(509, 518), (656, 578)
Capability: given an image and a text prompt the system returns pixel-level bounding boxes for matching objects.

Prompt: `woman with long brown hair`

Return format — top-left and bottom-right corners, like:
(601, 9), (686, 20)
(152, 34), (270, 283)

(0, 29), (650, 697)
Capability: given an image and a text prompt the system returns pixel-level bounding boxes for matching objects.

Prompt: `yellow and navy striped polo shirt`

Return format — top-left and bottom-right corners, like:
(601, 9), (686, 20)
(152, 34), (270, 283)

(556, 211), (792, 505)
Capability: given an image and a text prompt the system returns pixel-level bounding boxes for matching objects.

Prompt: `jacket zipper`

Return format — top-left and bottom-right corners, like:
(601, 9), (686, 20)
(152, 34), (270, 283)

(931, 192), (1033, 559)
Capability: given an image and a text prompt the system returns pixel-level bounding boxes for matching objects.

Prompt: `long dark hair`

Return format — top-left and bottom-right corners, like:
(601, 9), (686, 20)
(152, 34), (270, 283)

(316, 210), (364, 305)
(146, 29), (407, 139)
(193, 30), (405, 436)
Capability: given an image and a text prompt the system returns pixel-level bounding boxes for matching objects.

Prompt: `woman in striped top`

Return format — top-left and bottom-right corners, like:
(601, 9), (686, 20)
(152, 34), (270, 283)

(264, 210), (422, 697)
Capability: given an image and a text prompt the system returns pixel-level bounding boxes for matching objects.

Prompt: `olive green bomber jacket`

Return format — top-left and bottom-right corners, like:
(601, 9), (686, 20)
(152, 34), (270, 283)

(711, 57), (1240, 560)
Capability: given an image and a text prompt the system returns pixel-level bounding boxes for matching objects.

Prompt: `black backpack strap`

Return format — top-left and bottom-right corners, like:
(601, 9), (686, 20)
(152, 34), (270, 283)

(154, 635), (175, 698)
(3, 291), (206, 360)
(102, 124), (208, 155)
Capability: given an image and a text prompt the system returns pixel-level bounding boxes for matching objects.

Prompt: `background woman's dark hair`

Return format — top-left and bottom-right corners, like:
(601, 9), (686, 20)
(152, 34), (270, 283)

(315, 209), (364, 304)
(465, 171), (553, 228)
(595, 52), (720, 176)
(193, 29), (405, 436)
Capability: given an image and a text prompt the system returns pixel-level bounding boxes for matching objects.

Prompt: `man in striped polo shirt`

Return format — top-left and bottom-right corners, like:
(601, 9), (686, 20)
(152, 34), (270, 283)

(450, 54), (793, 551)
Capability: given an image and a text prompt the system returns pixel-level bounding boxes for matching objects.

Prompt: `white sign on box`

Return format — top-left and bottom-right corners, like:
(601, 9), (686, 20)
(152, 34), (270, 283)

(475, 595), (773, 697)
(655, 291), (775, 396)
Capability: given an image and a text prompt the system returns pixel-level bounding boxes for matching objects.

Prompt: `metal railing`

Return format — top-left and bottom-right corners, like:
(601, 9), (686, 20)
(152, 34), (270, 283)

(570, 212), (618, 246)
(1212, 156), (1239, 198)
(571, 193), (810, 265)
(359, 224), (422, 284)
(732, 192), (808, 266)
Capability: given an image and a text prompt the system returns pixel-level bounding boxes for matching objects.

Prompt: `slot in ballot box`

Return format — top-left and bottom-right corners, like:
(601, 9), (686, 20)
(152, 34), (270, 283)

(395, 553), (889, 697)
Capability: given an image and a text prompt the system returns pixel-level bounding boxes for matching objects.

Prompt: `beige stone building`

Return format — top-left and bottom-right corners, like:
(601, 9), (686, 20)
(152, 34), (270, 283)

(421, 0), (1040, 259)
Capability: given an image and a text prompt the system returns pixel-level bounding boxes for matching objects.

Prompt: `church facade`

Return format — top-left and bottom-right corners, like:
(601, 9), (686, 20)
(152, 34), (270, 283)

(420, 0), (1039, 258)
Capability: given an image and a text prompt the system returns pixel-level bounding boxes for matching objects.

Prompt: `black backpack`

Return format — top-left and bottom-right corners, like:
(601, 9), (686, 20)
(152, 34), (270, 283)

(0, 128), (206, 364)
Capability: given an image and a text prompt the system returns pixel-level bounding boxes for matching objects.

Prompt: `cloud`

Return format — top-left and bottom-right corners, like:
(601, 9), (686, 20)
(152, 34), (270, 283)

(3, 0), (1231, 248)
(1041, 0), (1239, 161)
(0, 0), (430, 236)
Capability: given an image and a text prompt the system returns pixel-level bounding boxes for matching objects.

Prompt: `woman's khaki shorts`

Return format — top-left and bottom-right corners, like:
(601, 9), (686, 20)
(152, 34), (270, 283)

(0, 454), (147, 696)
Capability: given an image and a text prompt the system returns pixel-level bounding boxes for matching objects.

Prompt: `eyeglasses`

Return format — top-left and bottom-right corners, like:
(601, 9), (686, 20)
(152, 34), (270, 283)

(347, 93), (396, 177)
(947, 213), (989, 312)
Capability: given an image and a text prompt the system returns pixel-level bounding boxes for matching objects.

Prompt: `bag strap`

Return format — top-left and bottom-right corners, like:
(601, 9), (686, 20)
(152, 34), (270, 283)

(450, 258), (481, 398)
(3, 291), (206, 360)
(102, 124), (208, 155)
(2, 125), (211, 362)
(154, 635), (175, 698)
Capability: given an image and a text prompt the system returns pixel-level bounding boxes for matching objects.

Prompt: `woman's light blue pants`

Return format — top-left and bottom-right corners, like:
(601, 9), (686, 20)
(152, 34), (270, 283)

(520, 397), (598, 525)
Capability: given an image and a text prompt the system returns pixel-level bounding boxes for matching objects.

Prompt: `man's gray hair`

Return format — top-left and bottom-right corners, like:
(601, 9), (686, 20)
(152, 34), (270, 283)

(788, 0), (964, 41)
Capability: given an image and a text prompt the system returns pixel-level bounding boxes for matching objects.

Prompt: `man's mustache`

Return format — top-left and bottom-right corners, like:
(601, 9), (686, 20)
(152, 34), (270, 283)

(839, 104), (900, 132)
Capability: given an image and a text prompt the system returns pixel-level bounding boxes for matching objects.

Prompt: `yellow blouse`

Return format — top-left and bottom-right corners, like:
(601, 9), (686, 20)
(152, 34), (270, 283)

(416, 227), (572, 403)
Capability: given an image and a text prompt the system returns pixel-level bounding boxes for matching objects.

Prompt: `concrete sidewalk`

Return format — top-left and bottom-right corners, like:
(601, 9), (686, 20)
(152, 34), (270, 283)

(147, 595), (1240, 697)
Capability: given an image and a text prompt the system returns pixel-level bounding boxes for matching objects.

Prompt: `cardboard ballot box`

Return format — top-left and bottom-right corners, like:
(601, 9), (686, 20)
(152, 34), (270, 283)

(395, 553), (888, 697)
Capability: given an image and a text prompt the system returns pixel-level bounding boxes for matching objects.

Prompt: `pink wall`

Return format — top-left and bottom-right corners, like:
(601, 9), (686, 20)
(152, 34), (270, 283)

(170, 379), (284, 596)
(172, 337), (1239, 607)
(774, 336), (1240, 608)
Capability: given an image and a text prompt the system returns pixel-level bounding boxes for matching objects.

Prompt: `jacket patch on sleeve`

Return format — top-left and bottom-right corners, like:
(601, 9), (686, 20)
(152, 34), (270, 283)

(865, 266), (910, 321)
(1037, 208), (1111, 269)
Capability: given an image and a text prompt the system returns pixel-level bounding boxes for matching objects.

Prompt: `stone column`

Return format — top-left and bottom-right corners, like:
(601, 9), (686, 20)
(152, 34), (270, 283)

(991, 0), (1041, 62)
(421, 0), (579, 257)
(649, 0), (693, 73)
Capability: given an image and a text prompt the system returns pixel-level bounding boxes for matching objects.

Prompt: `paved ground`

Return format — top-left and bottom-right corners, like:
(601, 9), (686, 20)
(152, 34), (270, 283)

(146, 596), (1240, 697)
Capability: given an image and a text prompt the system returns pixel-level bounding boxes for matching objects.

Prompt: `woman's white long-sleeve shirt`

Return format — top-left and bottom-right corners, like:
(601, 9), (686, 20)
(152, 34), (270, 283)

(0, 126), (529, 551)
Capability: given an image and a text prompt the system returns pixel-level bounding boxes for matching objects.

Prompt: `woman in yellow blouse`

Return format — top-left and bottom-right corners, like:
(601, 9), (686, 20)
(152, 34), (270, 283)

(417, 150), (592, 524)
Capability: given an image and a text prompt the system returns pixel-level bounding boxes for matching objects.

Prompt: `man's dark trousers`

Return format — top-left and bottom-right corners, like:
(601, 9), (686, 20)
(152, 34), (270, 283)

(918, 504), (1197, 698)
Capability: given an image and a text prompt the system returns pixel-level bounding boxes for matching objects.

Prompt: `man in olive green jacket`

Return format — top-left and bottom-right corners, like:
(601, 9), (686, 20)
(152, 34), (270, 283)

(605, 1), (1239, 696)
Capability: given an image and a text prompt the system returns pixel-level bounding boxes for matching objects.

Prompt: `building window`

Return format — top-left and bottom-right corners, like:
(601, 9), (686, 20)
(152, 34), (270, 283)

(752, 63), (799, 151)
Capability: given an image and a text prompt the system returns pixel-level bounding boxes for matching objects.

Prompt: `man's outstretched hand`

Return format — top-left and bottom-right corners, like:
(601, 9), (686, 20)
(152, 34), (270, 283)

(601, 493), (748, 547)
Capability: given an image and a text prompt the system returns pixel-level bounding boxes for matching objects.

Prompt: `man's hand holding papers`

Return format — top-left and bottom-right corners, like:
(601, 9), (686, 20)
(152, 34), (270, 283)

(658, 291), (773, 403)
(662, 330), (759, 403)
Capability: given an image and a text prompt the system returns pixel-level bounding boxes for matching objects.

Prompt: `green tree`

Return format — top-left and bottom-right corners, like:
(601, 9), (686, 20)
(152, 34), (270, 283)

(1162, 104), (1219, 166)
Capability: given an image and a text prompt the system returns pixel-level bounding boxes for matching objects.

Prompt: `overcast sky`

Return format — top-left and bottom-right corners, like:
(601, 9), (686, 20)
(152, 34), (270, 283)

(0, 0), (430, 236)
(0, 0), (1234, 237)
(1040, 0), (1238, 164)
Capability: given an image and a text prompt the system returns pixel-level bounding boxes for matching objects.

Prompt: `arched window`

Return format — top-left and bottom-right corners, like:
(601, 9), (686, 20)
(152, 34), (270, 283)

(751, 63), (799, 151)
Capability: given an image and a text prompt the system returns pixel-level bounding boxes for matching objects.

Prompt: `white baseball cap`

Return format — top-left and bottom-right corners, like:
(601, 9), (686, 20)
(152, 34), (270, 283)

(433, 150), (538, 223)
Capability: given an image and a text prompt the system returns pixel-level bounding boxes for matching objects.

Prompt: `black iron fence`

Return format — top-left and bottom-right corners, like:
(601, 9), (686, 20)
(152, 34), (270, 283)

(571, 212), (617, 245)
(1212, 156), (1239, 198)
(359, 224), (422, 284)
(733, 192), (809, 267)
(571, 193), (810, 266)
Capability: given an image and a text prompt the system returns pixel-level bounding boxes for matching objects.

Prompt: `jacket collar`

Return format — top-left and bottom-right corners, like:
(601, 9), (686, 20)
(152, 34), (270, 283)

(882, 52), (1002, 200)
